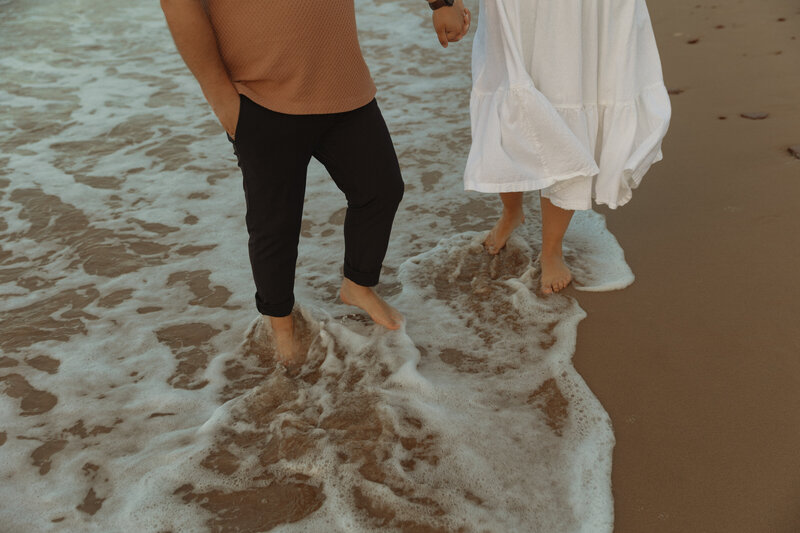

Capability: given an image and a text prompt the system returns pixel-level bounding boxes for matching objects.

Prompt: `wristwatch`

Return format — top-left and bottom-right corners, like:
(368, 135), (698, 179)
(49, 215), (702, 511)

(428, 0), (455, 10)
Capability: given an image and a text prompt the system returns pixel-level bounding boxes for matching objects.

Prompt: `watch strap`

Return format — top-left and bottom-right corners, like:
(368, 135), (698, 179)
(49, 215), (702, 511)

(428, 0), (452, 10)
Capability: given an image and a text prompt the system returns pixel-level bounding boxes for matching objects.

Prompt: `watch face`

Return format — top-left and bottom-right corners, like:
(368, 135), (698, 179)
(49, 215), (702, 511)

(445, 0), (455, 4)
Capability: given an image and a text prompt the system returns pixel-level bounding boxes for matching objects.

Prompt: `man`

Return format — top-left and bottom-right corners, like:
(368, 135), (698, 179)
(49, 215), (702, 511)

(160, 0), (469, 365)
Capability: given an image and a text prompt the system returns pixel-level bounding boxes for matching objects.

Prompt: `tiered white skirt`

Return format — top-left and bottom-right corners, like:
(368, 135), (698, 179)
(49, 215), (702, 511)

(464, 0), (672, 210)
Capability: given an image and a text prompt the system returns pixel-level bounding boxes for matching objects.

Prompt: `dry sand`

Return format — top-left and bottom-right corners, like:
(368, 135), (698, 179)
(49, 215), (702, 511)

(573, 0), (800, 531)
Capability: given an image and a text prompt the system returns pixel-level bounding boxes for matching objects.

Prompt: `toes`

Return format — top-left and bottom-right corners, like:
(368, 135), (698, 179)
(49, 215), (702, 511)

(391, 310), (405, 326)
(388, 310), (405, 329)
(376, 312), (400, 330)
(370, 303), (404, 330)
(552, 276), (572, 293)
(276, 353), (295, 368)
(541, 276), (573, 294)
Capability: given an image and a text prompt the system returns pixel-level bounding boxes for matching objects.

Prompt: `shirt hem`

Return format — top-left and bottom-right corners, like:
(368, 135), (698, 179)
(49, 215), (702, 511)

(235, 83), (377, 116)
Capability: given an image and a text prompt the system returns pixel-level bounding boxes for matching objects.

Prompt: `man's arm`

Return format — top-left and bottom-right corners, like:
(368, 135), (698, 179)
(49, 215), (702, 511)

(431, 0), (471, 48)
(160, 0), (239, 136)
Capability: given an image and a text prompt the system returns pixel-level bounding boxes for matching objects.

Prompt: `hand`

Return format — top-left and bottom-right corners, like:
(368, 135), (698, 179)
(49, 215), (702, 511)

(432, 0), (470, 48)
(210, 88), (240, 138)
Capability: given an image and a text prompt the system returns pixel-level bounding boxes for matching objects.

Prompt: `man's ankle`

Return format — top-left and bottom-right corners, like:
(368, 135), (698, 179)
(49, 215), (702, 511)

(269, 314), (293, 330)
(342, 278), (371, 292)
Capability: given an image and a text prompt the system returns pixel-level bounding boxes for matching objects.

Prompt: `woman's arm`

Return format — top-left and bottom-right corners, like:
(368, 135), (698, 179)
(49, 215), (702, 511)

(160, 0), (239, 136)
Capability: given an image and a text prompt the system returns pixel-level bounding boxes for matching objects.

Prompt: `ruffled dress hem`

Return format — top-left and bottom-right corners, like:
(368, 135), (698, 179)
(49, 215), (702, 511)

(464, 81), (670, 210)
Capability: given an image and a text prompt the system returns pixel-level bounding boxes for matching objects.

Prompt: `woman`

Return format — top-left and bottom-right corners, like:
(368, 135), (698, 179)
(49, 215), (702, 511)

(464, 0), (671, 293)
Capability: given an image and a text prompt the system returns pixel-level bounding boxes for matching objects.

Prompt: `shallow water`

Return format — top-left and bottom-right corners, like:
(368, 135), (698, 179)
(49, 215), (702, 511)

(0, 0), (633, 531)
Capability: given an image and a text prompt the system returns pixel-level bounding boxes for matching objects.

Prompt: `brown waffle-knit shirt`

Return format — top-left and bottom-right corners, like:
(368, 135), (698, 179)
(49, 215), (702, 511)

(205, 0), (376, 115)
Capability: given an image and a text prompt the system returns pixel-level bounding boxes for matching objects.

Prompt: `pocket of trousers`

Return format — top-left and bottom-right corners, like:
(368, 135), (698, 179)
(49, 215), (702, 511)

(227, 94), (247, 144)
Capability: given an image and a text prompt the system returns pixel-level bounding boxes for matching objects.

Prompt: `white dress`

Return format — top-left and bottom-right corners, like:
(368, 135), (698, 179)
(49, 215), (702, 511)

(464, 0), (671, 210)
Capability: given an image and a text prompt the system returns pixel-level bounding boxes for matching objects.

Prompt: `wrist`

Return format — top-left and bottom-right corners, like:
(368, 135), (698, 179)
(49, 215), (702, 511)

(428, 0), (454, 10)
(202, 76), (238, 106)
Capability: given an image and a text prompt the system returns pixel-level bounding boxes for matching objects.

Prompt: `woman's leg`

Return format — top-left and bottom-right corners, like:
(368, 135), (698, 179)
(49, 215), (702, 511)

(539, 195), (574, 294)
(484, 192), (525, 254)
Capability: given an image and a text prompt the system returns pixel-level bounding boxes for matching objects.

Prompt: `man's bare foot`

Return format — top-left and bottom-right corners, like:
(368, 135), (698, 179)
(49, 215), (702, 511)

(340, 278), (404, 330)
(539, 252), (573, 294)
(268, 314), (304, 367)
(484, 209), (525, 255)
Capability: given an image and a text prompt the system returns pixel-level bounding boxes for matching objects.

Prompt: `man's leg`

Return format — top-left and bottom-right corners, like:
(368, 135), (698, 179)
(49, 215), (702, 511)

(312, 99), (405, 329)
(232, 96), (315, 360)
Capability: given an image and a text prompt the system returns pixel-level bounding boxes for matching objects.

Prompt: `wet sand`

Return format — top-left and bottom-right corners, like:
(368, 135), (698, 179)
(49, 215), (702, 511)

(573, 0), (800, 531)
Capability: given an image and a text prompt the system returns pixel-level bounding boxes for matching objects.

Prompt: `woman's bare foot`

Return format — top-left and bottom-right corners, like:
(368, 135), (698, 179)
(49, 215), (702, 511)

(539, 253), (573, 294)
(484, 210), (524, 255)
(538, 195), (575, 294)
(485, 193), (525, 255)
(268, 314), (304, 367)
(340, 278), (404, 330)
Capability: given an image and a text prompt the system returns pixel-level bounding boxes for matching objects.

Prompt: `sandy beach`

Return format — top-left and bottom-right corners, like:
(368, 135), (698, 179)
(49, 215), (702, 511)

(575, 1), (800, 531)
(0, 0), (798, 531)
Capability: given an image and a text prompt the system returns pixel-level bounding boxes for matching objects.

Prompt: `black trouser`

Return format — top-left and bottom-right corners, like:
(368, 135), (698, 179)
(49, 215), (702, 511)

(229, 95), (404, 317)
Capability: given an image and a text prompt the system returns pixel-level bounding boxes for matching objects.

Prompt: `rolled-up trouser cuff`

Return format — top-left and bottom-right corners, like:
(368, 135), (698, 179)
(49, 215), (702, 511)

(343, 263), (381, 288)
(255, 292), (294, 317)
